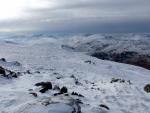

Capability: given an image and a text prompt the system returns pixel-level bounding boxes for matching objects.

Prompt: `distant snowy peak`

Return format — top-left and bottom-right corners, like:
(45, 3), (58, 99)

(62, 33), (150, 54)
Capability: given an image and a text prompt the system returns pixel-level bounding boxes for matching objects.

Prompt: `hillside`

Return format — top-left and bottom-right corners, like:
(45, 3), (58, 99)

(0, 34), (150, 113)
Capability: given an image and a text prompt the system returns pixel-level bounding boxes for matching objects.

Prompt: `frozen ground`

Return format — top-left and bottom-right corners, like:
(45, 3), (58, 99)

(0, 33), (150, 113)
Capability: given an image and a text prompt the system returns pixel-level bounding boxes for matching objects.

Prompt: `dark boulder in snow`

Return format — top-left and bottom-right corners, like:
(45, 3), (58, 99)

(110, 78), (125, 83)
(0, 58), (6, 62)
(71, 92), (84, 97)
(99, 104), (110, 110)
(53, 86), (68, 96)
(29, 92), (38, 97)
(84, 60), (95, 65)
(35, 82), (52, 93)
(60, 86), (68, 94)
(26, 70), (32, 74)
(0, 66), (20, 78)
(144, 84), (150, 93)
(0, 66), (6, 75)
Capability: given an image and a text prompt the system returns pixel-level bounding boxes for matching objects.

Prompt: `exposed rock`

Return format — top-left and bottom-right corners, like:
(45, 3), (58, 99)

(12, 61), (21, 66)
(0, 66), (20, 78)
(0, 58), (6, 62)
(91, 51), (150, 70)
(53, 72), (60, 75)
(70, 75), (82, 86)
(35, 82), (52, 93)
(99, 104), (110, 110)
(35, 71), (40, 74)
(84, 60), (95, 65)
(110, 78), (125, 83)
(144, 84), (150, 93)
(0, 66), (6, 75)
(26, 70), (32, 74)
(85, 60), (92, 64)
(53, 93), (62, 96)
(61, 45), (75, 51)
(127, 80), (132, 85)
(53, 85), (60, 90)
(60, 86), (68, 94)
(9, 71), (18, 78)
(71, 99), (82, 113)
(42, 101), (50, 106)
(29, 92), (38, 97)
(71, 92), (84, 97)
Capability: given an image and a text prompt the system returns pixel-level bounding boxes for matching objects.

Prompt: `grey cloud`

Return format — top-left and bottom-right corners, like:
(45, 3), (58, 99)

(0, 0), (150, 33)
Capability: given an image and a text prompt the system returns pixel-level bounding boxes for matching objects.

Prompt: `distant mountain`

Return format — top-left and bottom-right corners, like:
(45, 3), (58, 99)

(61, 33), (150, 69)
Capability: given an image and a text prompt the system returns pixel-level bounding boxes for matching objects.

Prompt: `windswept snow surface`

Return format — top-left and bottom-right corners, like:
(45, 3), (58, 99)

(0, 33), (150, 113)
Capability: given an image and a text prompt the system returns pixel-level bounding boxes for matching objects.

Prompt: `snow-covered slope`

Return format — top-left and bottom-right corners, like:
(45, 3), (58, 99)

(60, 33), (150, 54)
(60, 33), (150, 69)
(0, 34), (150, 113)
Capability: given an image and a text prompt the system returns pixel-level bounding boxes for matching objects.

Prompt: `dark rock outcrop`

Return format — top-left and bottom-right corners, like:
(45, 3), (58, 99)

(0, 66), (20, 78)
(71, 92), (84, 97)
(53, 85), (60, 90)
(99, 104), (110, 110)
(92, 51), (150, 70)
(35, 82), (52, 93)
(29, 92), (38, 97)
(71, 99), (82, 113)
(0, 66), (6, 75)
(0, 58), (6, 62)
(110, 78), (125, 83)
(144, 84), (150, 93)
(60, 86), (68, 94)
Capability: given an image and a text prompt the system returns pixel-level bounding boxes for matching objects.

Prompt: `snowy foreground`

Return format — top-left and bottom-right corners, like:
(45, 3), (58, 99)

(0, 34), (150, 113)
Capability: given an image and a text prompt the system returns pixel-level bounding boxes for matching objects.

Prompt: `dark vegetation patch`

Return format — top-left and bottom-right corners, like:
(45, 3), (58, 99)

(91, 51), (150, 70)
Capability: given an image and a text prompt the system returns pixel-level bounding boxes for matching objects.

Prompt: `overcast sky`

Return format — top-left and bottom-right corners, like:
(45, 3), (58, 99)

(0, 0), (150, 33)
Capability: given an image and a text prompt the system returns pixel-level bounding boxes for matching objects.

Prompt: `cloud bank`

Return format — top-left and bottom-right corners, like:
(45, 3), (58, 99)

(0, 0), (150, 33)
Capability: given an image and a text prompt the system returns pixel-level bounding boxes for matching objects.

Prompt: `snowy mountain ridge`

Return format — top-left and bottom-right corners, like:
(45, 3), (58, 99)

(0, 33), (150, 113)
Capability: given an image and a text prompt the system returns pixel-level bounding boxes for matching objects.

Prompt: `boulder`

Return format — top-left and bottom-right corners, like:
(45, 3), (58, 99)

(35, 82), (52, 93)
(60, 86), (68, 94)
(144, 84), (150, 93)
